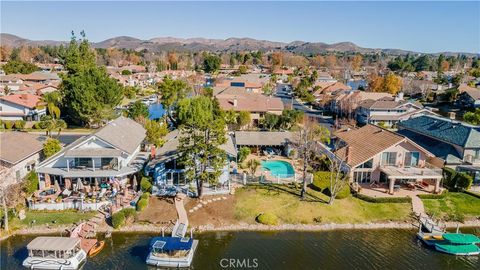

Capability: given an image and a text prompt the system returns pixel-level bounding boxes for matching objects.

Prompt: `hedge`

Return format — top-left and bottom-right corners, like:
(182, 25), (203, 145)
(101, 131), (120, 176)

(136, 198), (148, 212)
(256, 212), (278, 225)
(14, 120), (26, 129)
(122, 207), (136, 220)
(353, 192), (412, 203)
(140, 192), (150, 200)
(140, 177), (152, 192)
(312, 171), (350, 199)
(463, 190), (480, 199)
(112, 211), (126, 229)
(417, 191), (448, 199)
(442, 167), (473, 191)
(4, 121), (14, 129)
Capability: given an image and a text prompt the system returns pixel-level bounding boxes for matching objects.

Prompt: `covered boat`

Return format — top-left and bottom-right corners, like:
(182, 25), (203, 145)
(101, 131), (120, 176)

(434, 233), (480, 256)
(22, 237), (87, 269)
(145, 236), (198, 268)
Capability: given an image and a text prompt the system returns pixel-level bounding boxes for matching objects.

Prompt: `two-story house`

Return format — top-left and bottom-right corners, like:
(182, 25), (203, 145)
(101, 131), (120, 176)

(0, 93), (46, 121)
(145, 129), (237, 196)
(397, 115), (480, 187)
(0, 132), (44, 189)
(356, 95), (433, 127)
(35, 116), (147, 192)
(333, 124), (443, 194)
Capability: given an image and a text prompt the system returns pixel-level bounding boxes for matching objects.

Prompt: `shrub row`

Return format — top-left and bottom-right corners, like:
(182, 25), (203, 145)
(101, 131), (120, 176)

(463, 190), (480, 199)
(417, 190), (448, 199)
(0, 120), (26, 129)
(140, 177), (152, 192)
(353, 192), (412, 203)
(136, 193), (150, 212)
(443, 167), (473, 191)
(111, 207), (137, 229)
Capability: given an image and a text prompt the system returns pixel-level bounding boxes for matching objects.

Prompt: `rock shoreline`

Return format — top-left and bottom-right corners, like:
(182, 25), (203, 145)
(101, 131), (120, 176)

(2, 219), (479, 241)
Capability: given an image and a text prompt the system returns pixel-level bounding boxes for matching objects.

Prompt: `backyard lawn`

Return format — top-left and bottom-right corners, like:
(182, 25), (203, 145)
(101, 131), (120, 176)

(422, 192), (480, 221)
(13, 210), (97, 228)
(234, 184), (412, 224)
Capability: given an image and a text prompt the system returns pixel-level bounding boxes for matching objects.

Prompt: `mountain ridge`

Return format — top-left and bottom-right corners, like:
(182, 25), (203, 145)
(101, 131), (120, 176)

(1, 33), (477, 56)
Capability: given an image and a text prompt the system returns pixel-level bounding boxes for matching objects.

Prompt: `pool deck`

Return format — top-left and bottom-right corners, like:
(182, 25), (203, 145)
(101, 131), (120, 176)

(241, 154), (299, 183)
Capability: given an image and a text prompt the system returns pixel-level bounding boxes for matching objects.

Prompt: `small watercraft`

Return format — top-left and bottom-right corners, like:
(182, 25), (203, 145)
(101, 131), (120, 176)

(23, 237), (87, 269)
(88, 240), (105, 257)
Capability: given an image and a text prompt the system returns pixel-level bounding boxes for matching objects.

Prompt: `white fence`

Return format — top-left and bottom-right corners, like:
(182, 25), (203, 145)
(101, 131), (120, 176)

(29, 199), (111, 211)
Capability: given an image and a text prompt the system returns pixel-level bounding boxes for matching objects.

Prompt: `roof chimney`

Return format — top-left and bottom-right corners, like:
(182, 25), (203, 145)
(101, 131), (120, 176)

(448, 112), (456, 120)
(233, 97), (238, 107)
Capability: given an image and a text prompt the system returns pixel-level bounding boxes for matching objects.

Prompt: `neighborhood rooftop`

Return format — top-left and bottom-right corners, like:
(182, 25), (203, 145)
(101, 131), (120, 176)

(0, 132), (44, 164)
(398, 115), (480, 148)
(234, 131), (294, 146)
(335, 125), (406, 168)
(94, 116), (146, 154)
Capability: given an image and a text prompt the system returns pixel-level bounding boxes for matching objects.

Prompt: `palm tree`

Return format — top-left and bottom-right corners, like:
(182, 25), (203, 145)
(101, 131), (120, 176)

(247, 159), (260, 175)
(55, 119), (67, 137)
(42, 92), (61, 119)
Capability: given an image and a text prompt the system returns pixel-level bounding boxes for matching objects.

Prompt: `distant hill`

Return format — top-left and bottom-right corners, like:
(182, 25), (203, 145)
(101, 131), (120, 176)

(1, 33), (476, 56)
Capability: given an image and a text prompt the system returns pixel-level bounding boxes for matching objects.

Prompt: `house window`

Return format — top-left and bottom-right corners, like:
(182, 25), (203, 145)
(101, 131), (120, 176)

(381, 152), (397, 166)
(74, 158), (92, 167)
(474, 150), (480, 160)
(353, 171), (371, 183)
(358, 159), (373, 169)
(404, 152), (420, 167)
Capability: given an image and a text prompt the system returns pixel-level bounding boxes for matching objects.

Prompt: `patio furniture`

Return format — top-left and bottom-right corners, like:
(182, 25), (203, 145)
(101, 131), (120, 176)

(393, 185), (401, 192)
(99, 188), (107, 198)
(62, 189), (72, 197)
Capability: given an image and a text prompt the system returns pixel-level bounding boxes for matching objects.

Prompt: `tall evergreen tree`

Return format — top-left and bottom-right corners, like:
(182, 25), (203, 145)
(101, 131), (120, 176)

(60, 32), (123, 127)
(177, 96), (227, 198)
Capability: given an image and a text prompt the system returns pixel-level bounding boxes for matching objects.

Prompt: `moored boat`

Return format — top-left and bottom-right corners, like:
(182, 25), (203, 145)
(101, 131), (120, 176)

(22, 237), (87, 269)
(146, 236), (198, 268)
(88, 240), (105, 257)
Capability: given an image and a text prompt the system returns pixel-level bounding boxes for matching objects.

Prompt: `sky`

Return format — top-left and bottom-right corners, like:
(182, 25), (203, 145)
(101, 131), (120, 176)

(1, 1), (479, 53)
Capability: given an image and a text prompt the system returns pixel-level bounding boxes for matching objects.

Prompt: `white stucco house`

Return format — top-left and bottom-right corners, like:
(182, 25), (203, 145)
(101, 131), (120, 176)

(0, 93), (46, 121)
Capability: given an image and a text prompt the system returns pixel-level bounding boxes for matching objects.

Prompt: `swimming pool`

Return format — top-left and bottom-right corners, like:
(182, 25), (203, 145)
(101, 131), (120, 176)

(261, 160), (295, 178)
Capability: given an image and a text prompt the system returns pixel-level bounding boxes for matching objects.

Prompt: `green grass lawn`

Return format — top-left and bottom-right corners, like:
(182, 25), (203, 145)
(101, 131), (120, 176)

(16, 210), (97, 228)
(422, 192), (480, 221)
(234, 184), (412, 224)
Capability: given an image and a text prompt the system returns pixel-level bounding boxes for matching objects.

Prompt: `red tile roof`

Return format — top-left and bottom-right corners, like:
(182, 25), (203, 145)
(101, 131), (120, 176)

(0, 93), (43, 109)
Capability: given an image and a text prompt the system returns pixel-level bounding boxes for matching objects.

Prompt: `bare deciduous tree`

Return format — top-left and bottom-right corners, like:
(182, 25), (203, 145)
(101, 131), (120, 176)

(295, 117), (330, 199)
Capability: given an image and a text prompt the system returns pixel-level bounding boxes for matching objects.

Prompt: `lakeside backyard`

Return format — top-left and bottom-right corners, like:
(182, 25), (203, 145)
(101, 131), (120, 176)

(422, 192), (480, 221)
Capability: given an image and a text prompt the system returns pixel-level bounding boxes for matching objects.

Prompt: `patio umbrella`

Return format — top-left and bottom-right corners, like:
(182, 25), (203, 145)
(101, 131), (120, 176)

(65, 178), (72, 190)
(54, 180), (61, 192)
(132, 175), (138, 191)
(77, 179), (85, 191)
(94, 178), (99, 191)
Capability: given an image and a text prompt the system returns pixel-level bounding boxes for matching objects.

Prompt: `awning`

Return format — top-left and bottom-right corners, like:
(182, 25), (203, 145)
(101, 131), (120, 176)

(149, 237), (193, 252)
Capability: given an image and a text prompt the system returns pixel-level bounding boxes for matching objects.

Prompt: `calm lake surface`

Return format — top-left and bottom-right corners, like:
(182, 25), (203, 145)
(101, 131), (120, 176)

(1, 229), (480, 270)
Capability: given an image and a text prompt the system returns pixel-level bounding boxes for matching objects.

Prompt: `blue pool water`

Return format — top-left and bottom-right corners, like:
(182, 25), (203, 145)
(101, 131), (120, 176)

(148, 103), (165, 120)
(262, 160), (295, 178)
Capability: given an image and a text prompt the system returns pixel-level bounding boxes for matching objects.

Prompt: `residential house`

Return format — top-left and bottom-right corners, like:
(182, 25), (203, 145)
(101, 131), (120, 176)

(0, 93), (46, 121)
(214, 74), (269, 93)
(333, 124), (443, 194)
(145, 130), (237, 195)
(215, 90), (284, 126)
(397, 115), (480, 186)
(0, 132), (44, 188)
(312, 81), (351, 105)
(457, 84), (480, 108)
(329, 90), (391, 117)
(35, 116), (147, 193)
(356, 94), (433, 127)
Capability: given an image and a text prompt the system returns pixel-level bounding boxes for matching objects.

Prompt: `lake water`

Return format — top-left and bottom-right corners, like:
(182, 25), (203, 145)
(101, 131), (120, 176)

(148, 103), (165, 120)
(1, 229), (479, 269)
